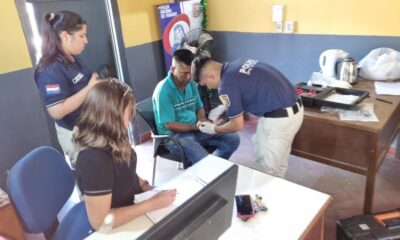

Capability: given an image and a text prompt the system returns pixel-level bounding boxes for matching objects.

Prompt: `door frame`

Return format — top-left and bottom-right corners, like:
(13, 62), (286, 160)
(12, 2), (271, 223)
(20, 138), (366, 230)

(14, 0), (139, 143)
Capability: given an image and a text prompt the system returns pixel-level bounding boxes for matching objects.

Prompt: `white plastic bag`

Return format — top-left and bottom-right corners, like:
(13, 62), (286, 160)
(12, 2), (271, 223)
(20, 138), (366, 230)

(359, 48), (400, 81)
(308, 72), (352, 89)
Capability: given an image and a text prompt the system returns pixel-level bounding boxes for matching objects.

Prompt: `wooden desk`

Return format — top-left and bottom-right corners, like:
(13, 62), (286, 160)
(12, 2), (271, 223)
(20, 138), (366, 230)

(292, 79), (400, 214)
(86, 156), (332, 240)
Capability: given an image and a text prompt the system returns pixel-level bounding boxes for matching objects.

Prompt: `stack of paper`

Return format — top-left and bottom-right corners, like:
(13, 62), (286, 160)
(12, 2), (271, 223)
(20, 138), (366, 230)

(375, 82), (400, 95)
(134, 171), (207, 223)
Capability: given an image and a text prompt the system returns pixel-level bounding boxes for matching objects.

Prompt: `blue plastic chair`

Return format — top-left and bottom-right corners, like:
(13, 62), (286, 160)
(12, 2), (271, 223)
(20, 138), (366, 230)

(7, 146), (93, 240)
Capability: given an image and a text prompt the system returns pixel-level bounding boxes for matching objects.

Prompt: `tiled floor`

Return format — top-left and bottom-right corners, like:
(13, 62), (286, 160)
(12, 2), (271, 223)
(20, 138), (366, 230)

(24, 118), (400, 240)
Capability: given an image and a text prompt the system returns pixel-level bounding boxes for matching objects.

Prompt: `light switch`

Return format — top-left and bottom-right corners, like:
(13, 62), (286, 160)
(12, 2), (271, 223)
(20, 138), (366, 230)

(275, 22), (283, 33)
(284, 21), (295, 33)
(272, 4), (284, 22)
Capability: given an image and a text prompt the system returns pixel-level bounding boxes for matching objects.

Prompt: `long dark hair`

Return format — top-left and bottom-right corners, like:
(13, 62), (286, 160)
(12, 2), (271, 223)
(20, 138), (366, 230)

(37, 11), (86, 71)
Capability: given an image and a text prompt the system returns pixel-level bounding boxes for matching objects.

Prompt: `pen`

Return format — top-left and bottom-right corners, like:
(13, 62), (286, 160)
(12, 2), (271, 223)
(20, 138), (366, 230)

(187, 171), (208, 186)
(194, 176), (208, 186)
(376, 98), (393, 104)
(152, 189), (179, 194)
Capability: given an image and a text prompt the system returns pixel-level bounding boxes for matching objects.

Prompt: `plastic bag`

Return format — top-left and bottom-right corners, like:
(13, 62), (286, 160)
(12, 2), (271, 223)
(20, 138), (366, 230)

(358, 48), (400, 81)
(308, 72), (352, 89)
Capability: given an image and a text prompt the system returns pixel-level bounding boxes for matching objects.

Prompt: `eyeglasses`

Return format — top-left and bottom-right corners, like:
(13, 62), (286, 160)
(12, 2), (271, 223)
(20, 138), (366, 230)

(110, 78), (132, 97)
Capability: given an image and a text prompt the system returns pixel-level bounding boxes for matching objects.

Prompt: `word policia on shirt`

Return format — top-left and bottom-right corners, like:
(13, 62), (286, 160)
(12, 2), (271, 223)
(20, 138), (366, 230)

(239, 59), (258, 75)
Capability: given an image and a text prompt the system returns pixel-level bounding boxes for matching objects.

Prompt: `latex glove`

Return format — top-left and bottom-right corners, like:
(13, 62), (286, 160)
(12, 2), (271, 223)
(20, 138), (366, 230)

(208, 104), (226, 122)
(198, 121), (217, 135)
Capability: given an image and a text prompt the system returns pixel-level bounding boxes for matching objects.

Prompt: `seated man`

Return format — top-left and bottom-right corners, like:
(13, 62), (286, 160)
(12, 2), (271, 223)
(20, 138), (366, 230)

(152, 49), (240, 166)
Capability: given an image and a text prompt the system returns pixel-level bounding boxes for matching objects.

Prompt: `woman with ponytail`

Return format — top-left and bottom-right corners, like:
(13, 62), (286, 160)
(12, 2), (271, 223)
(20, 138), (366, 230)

(34, 11), (101, 167)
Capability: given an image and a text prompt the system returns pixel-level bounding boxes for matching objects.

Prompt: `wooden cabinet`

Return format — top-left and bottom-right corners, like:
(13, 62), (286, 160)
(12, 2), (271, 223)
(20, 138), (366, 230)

(0, 203), (25, 240)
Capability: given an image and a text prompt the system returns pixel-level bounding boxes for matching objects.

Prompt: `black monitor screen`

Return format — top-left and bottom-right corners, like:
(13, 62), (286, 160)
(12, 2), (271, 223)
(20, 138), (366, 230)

(137, 163), (238, 240)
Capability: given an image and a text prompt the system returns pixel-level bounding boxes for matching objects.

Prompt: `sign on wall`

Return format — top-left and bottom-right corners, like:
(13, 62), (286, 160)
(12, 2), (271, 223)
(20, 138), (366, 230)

(157, 0), (203, 70)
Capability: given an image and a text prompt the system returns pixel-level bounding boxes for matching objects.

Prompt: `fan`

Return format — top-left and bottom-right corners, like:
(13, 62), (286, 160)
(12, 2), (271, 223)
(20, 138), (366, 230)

(180, 28), (220, 116)
(180, 28), (215, 57)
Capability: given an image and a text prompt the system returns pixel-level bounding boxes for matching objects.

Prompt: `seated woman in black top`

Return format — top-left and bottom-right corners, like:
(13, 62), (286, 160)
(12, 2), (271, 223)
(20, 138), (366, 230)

(73, 79), (176, 232)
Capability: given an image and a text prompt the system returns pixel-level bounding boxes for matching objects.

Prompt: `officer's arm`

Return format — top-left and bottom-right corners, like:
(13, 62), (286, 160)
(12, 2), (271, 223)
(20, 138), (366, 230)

(47, 85), (91, 119)
(214, 114), (244, 133)
(47, 73), (100, 120)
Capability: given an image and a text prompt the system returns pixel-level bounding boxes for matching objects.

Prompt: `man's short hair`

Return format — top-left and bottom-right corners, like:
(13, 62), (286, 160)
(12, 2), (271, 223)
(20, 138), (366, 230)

(172, 49), (194, 66)
(191, 56), (211, 83)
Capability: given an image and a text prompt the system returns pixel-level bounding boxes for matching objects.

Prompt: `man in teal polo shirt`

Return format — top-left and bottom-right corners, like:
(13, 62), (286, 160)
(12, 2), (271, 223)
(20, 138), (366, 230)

(152, 49), (240, 166)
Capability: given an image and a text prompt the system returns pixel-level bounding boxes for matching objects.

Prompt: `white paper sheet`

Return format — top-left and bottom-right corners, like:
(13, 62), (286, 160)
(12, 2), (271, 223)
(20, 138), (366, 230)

(134, 171), (206, 223)
(323, 93), (360, 105)
(0, 187), (10, 208)
(338, 103), (379, 122)
(375, 81), (400, 95)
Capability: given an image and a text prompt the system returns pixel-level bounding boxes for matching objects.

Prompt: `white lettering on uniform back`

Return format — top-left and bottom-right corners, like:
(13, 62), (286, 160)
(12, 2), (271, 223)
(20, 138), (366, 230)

(239, 59), (258, 75)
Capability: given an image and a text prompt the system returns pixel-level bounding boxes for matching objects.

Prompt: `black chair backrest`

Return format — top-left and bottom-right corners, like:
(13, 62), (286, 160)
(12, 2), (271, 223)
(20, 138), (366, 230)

(136, 98), (159, 134)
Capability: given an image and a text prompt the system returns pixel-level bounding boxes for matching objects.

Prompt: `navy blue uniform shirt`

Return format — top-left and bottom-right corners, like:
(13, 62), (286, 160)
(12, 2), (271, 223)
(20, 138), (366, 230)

(219, 59), (298, 118)
(34, 57), (92, 130)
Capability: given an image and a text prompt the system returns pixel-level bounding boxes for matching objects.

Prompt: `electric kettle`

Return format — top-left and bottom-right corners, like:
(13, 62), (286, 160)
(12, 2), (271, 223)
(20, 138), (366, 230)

(338, 57), (358, 84)
(319, 49), (349, 78)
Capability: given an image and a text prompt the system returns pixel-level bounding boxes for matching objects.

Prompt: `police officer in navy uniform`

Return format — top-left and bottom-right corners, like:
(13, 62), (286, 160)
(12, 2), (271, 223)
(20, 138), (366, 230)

(192, 56), (304, 177)
(34, 11), (101, 167)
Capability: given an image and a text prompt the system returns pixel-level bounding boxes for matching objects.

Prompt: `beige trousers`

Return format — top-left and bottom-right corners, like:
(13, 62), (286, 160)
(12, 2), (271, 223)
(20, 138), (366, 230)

(251, 103), (304, 177)
(55, 123), (77, 168)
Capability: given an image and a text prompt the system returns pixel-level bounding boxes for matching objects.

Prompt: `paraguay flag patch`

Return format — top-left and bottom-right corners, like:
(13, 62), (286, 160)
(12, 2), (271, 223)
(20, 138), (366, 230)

(45, 84), (61, 95)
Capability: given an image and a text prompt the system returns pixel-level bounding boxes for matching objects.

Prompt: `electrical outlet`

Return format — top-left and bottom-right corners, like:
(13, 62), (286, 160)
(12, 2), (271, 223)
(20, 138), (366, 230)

(284, 21), (295, 33)
(275, 22), (283, 33)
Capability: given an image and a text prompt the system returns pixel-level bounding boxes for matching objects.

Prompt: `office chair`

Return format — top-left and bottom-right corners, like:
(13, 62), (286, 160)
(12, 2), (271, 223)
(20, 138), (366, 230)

(136, 98), (189, 185)
(7, 146), (93, 240)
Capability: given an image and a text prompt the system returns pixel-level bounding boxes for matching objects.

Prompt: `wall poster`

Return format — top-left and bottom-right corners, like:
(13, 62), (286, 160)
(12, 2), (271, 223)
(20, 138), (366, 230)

(157, 0), (203, 70)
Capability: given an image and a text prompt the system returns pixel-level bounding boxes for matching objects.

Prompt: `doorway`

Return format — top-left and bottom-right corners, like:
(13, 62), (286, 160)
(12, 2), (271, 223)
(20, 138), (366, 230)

(15, 0), (139, 143)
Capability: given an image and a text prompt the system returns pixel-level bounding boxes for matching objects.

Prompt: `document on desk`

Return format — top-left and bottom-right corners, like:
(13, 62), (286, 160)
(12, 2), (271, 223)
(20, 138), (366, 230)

(375, 81), (400, 95)
(338, 103), (379, 122)
(323, 93), (360, 105)
(134, 171), (206, 223)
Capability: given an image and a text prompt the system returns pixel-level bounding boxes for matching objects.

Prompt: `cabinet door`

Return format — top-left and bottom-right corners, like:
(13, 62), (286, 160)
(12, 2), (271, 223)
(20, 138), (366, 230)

(0, 204), (25, 240)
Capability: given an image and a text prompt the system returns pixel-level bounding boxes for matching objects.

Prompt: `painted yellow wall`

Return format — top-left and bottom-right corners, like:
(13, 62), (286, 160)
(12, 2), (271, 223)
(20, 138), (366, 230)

(208, 0), (400, 36)
(118, 0), (170, 48)
(1, 0), (169, 74)
(0, 1), (32, 74)
(3, 0), (400, 74)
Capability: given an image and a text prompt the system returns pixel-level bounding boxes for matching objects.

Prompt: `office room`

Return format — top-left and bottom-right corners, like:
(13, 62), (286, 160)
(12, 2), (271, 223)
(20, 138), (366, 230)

(1, 0), (400, 239)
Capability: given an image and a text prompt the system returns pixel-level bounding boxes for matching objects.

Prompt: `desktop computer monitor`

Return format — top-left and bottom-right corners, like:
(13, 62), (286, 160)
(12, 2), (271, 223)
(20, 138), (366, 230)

(137, 163), (238, 240)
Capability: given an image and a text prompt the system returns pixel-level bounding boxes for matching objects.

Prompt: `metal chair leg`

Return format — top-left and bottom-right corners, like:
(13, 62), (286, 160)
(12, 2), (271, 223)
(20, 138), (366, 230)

(152, 156), (157, 185)
(177, 162), (184, 170)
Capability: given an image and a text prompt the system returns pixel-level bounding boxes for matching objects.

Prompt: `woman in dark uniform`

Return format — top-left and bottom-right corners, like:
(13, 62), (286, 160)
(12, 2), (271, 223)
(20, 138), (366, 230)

(34, 11), (101, 167)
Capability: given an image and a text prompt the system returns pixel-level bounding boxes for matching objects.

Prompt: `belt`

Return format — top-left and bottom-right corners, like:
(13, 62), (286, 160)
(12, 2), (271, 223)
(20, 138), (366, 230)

(263, 98), (303, 118)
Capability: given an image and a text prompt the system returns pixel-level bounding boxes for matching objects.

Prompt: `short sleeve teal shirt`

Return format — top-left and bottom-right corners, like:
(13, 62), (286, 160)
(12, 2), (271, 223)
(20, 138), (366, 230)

(152, 72), (203, 135)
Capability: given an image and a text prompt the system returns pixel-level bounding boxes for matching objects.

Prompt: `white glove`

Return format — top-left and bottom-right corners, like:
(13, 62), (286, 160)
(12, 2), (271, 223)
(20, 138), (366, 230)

(198, 121), (217, 135)
(208, 104), (226, 122)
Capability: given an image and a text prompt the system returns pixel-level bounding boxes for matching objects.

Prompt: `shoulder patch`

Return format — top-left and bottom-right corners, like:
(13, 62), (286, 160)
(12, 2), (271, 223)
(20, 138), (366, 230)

(219, 94), (231, 109)
(45, 84), (61, 95)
